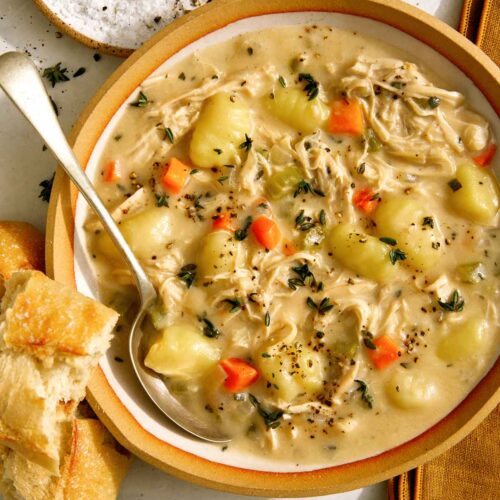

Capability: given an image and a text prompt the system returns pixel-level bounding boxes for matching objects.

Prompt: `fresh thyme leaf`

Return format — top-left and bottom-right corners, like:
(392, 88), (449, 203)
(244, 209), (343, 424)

(201, 316), (220, 338)
(319, 209), (326, 226)
(43, 62), (69, 87)
(38, 173), (55, 202)
(217, 175), (229, 184)
(264, 311), (270, 327)
(164, 127), (174, 144)
(190, 169), (199, 175)
(155, 193), (169, 207)
(222, 298), (242, 313)
(235, 216), (253, 241)
(298, 222), (315, 231)
(363, 338), (377, 350)
(213, 148), (223, 155)
(288, 278), (304, 290)
(239, 134), (253, 152)
(130, 91), (149, 107)
(318, 297), (334, 315)
(248, 394), (283, 429)
(49, 96), (59, 116)
(389, 248), (407, 265)
(295, 210), (305, 226)
(261, 352), (271, 358)
(428, 96), (441, 109)
(370, 192), (381, 201)
(379, 236), (397, 246)
(438, 289), (465, 312)
(306, 296), (318, 311)
(177, 263), (196, 288)
(278, 75), (287, 88)
(73, 67), (86, 78)
(298, 73), (320, 101)
(354, 379), (374, 409)
(357, 163), (366, 175)
(293, 179), (325, 198)
(448, 178), (462, 192)
(422, 216), (434, 228)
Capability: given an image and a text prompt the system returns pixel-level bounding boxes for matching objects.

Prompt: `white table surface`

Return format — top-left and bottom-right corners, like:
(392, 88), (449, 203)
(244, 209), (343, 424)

(0, 0), (463, 498)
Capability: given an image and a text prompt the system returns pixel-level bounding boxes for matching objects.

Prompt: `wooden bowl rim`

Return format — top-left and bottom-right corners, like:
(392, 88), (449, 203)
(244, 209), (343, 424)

(46, 0), (500, 495)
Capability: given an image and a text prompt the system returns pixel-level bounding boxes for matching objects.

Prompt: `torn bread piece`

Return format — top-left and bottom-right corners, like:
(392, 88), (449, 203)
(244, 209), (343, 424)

(0, 221), (44, 295)
(0, 270), (118, 473)
(0, 418), (131, 500)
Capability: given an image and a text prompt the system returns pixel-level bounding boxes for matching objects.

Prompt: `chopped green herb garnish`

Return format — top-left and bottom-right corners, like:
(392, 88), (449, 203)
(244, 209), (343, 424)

(448, 178), (462, 192)
(235, 216), (253, 241)
(389, 248), (407, 265)
(38, 173), (55, 202)
(438, 289), (464, 312)
(261, 352), (271, 358)
(73, 67), (86, 78)
(422, 216), (434, 228)
(222, 298), (243, 313)
(428, 96), (441, 109)
(278, 75), (287, 88)
(155, 193), (169, 207)
(239, 134), (253, 152)
(357, 163), (366, 175)
(366, 129), (382, 152)
(177, 263), (196, 288)
(306, 297), (333, 315)
(379, 237), (397, 246)
(293, 179), (325, 198)
(201, 316), (220, 338)
(43, 62), (69, 87)
(248, 394), (283, 429)
(217, 175), (229, 184)
(190, 169), (199, 175)
(319, 209), (326, 226)
(264, 311), (271, 326)
(354, 379), (374, 409)
(164, 127), (174, 143)
(363, 337), (377, 350)
(288, 262), (319, 291)
(130, 91), (149, 107)
(298, 73), (319, 101)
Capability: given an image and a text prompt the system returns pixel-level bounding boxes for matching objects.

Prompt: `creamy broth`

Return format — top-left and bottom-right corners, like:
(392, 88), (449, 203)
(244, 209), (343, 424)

(85, 25), (500, 466)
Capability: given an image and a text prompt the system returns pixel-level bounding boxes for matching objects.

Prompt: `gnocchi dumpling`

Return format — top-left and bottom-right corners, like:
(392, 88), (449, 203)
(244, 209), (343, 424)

(328, 224), (398, 282)
(257, 342), (324, 402)
(386, 371), (437, 409)
(374, 197), (443, 271)
(449, 163), (499, 224)
(265, 86), (329, 134)
(145, 323), (220, 378)
(189, 93), (251, 168)
(97, 208), (171, 261)
(437, 318), (487, 362)
(197, 230), (238, 277)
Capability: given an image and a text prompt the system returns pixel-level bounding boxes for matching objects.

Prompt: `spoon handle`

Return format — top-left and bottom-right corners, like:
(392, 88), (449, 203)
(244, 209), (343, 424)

(0, 52), (156, 305)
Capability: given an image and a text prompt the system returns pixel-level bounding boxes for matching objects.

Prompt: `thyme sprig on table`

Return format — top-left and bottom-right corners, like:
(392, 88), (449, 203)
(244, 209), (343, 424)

(43, 62), (69, 87)
(38, 173), (55, 202)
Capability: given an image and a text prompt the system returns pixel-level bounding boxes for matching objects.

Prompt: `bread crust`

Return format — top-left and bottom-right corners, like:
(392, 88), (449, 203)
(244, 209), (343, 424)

(0, 222), (44, 282)
(1, 270), (118, 358)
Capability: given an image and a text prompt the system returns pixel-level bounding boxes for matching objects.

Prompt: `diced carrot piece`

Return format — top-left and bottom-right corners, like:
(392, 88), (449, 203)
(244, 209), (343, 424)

(283, 240), (297, 256)
(160, 158), (190, 194)
(328, 99), (365, 136)
(367, 335), (400, 370)
(104, 160), (120, 182)
(212, 212), (235, 231)
(251, 216), (281, 250)
(473, 144), (497, 167)
(220, 358), (259, 393)
(353, 187), (380, 214)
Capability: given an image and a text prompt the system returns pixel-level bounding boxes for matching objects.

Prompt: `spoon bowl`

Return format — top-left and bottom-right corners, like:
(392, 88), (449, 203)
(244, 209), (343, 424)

(0, 51), (229, 444)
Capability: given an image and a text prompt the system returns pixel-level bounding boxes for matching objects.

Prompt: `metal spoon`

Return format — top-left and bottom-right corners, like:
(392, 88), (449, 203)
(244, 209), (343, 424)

(0, 51), (229, 443)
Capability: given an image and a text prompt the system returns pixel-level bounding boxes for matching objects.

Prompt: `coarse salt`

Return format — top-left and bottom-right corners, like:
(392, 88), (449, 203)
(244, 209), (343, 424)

(43, 0), (209, 50)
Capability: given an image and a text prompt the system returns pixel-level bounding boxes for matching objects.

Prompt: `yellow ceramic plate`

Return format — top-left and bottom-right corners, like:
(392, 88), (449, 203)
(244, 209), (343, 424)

(47, 0), (500, 496)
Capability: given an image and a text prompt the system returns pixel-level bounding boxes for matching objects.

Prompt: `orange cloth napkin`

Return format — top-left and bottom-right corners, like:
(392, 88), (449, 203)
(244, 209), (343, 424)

(389, 2), (499, 497)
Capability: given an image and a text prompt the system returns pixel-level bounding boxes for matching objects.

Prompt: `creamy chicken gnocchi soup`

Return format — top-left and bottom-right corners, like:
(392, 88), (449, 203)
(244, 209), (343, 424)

(87, 25), (500, 465)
